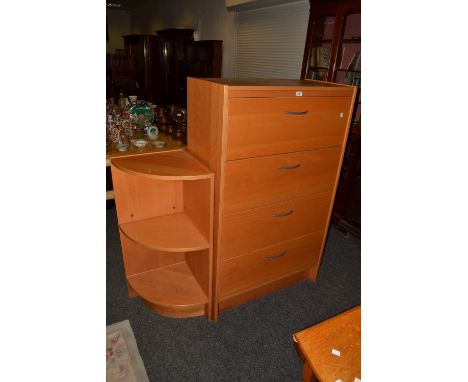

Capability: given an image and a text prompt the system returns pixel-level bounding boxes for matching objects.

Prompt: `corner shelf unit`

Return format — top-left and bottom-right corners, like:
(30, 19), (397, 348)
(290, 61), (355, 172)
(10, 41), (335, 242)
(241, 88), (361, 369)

(111, 149), (214, 319)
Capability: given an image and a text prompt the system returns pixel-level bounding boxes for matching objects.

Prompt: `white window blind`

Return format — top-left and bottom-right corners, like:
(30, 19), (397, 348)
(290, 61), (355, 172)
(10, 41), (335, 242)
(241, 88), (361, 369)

(234, 0), (309, 79)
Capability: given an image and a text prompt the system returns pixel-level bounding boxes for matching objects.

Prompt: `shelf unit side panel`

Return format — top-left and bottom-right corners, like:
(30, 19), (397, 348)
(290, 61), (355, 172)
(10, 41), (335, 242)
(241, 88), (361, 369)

(184, 177), (214, 314)
(184, 178), (212, 241)
(111, 164), (184, 224)
(185, 249), (211, 307)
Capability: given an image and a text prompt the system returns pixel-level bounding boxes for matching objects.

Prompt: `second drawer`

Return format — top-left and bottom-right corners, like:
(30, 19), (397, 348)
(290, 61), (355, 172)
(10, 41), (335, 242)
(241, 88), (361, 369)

(220, 192), (332, 260)
(223, 147), (341, 214)
(218, 231), (324, 299)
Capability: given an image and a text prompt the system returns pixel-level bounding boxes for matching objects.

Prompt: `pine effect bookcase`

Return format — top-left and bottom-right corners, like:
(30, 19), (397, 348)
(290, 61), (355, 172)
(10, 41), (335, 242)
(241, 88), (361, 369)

(111, 149), (214, 319)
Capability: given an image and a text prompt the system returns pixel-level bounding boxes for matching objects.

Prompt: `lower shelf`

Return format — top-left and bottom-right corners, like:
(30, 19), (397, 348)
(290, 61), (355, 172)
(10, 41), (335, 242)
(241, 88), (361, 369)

(127, 261), (209, 318)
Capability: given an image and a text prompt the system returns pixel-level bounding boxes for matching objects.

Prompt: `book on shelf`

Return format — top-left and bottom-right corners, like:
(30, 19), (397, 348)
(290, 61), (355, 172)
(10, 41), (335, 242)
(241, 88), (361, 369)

(310, 46), (330, 68)
(310, 70), (327, 81)
(347, 51), (361, 71)
(318, 47), (330, 68)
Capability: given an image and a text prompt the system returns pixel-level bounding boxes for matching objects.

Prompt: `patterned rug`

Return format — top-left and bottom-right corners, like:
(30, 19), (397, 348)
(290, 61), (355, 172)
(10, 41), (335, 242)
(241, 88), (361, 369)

(106, 320), (149, 382)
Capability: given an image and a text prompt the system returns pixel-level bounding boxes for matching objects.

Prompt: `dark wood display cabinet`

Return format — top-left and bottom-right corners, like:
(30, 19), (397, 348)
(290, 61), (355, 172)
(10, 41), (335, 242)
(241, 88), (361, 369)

(301, 0), (361, 237)
(155, 28), (194, 107)
(108, 31), (222, 107)
(155, 30), (223, 106)
(122, 34), (161, 103)
(186, 40), (223, 78)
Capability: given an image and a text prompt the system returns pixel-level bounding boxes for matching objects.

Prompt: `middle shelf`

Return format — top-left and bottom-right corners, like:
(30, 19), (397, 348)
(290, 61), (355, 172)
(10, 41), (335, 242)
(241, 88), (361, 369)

(120, 212), (210, 252)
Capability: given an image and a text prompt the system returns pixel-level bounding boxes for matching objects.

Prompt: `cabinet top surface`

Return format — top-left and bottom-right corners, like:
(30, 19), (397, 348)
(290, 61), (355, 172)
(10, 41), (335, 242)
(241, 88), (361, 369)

(196, 78), (347, 88)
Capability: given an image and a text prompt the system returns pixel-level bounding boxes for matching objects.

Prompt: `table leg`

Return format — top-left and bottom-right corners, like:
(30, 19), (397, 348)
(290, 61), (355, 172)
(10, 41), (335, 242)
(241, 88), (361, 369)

(302, 362), (319, 382)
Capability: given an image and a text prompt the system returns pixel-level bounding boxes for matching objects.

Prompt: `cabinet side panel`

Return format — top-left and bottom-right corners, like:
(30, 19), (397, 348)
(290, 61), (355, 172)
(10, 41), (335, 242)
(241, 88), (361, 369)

(111, 165), (184, 224)
(187, 77), (228, 320)
(312, 89), (358, 279)
(187, 77), (226, 172)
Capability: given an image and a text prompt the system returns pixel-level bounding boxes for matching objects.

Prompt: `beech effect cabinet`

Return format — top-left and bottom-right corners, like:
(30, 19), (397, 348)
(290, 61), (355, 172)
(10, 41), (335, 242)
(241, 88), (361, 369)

(111, 79), (356, 321)
(187, 78), (357, 320)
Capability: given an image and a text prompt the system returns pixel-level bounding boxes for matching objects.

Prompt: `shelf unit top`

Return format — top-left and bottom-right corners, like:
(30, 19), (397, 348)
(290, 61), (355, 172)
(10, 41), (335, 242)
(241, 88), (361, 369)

(120, 212), (210, 252)
(111, 149), (213, 180)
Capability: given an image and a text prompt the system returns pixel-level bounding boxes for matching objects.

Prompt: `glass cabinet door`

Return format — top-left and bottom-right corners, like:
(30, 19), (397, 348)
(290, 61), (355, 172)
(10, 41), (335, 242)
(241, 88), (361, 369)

(301, 1), (361, 237)
(333, 12), (361, 124)
(304, 16), (336, 81)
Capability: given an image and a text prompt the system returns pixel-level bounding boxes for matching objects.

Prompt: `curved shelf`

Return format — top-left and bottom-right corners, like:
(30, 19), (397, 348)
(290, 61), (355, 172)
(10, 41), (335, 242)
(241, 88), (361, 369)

(127, 262), (208, 318)
(111, 149), (213, 180)
(120, 212), (210, 252)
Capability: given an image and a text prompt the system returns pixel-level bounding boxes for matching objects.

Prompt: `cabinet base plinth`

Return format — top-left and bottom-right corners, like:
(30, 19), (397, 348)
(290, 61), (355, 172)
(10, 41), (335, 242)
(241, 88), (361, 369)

(218, 268), (311, 313)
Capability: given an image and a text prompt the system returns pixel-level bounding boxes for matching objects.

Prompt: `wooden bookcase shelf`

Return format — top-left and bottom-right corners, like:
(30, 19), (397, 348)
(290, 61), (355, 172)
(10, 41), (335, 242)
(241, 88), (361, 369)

(111, 149), (214, 319)
(111, 149), (213, 180)
(120, 212), (210, 252)
(127, 262), (209, 318)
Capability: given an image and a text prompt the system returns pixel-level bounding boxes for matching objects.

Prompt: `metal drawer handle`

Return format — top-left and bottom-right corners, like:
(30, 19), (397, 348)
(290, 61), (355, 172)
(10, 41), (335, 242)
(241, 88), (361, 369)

(277, 163), (301, 170)
(272, 209), (293, 217)
(267, 250), (287, 260)
(285, 111), (308, 115)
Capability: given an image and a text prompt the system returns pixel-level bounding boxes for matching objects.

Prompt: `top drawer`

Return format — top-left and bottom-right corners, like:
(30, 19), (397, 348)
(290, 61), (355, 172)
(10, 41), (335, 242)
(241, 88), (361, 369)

(226, 97), (351, 160)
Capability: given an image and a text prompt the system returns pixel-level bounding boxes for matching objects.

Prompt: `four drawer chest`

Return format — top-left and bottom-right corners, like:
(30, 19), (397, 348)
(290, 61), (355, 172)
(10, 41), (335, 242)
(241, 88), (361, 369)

(187, 78), (357, 320)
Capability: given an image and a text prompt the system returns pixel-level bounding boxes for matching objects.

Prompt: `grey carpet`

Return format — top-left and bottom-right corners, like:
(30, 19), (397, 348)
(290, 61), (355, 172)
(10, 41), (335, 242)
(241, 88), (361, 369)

(107, 206), (360, 382)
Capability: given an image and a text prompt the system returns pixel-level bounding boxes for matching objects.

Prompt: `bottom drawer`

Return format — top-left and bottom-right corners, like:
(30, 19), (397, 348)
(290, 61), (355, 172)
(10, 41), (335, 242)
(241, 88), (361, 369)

(218, 231), (324, 299)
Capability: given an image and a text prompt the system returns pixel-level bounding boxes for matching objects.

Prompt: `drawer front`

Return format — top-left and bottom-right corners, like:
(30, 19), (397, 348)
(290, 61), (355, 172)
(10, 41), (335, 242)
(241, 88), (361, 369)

(226, 97), (351, 160)
(220, 192), (332, 260)
(223, 148), (341, 214)
(218, 231), (324, 298)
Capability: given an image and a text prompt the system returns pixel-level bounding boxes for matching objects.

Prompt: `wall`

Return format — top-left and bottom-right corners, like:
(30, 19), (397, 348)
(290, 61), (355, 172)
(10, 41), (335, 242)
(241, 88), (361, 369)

(106, 9), (131, 54)
(128, 0), (237, 77)
(226, 0), (303, 11)
(108, 0), (307, 78)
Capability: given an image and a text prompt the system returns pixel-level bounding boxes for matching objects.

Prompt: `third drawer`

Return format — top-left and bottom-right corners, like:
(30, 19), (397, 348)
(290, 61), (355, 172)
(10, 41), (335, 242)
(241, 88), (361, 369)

(218, 231), (324, 299)
(220, 191), (332, 260)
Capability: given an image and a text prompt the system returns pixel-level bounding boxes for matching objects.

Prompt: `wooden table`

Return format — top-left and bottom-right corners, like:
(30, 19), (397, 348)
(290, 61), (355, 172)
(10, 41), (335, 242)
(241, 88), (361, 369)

(293, 306), (361, 382)
(106, 133), (186, 200)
